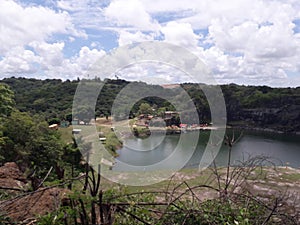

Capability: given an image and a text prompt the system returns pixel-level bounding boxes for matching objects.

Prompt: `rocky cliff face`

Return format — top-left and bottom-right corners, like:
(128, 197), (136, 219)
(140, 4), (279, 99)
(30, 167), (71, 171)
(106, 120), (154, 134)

(0, 163), (69, 223)
(217, 84), (300, 133)
(229, 104), (300, 133)
(0, 162), (27, 190)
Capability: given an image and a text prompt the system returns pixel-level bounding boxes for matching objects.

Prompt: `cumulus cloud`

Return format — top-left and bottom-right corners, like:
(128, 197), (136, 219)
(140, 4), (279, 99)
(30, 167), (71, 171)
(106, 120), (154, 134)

(131, 0), (300, 86)
(29, 42), (65, 69)
(43, 46), (105, 79)
(202, 0), (300, 86)
(104, 0), (160, 31)
(75, 46), (106, 71)
(161, 21), (200, 49)
(118, 31), (154, 46)
(0, 47), (39, 74)
(0, 0), (89, 78)
(141, 0), (195, 13)
(0, 0), (86, 54)
(115, 62), (191, 85)
(1, 0), (300, 86)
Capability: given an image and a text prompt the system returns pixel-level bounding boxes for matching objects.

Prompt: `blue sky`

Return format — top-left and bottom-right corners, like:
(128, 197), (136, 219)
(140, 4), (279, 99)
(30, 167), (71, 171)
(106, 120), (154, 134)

(1, 0), (300, 87)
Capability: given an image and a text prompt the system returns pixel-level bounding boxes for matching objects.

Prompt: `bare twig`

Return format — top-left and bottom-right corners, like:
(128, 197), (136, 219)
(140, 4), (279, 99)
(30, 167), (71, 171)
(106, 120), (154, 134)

(37, 166), (53, 189)
(116, 205), (151, 225)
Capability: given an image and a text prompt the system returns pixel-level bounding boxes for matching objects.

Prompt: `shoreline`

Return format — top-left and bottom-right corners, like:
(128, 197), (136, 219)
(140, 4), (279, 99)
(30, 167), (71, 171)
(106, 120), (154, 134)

(111, 163), (300, 173)
(131, 125), (222, 138)
(128, 124), (300, 138)
(228, 125), (300, 135)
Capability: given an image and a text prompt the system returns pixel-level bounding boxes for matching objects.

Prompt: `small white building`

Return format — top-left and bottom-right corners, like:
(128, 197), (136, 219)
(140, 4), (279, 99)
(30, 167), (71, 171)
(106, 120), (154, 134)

(49, 124), (59, 130)
(72, 129), (82, 134)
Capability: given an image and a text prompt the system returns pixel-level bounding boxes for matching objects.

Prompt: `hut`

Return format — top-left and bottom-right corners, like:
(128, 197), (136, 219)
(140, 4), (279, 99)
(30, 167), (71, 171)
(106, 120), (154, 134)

(49, 124), (59, 130)
(72, 129), (82, 134)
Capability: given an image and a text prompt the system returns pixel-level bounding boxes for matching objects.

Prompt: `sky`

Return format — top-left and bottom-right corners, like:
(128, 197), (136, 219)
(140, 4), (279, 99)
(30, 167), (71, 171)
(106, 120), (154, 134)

(1, 0), (300, 87)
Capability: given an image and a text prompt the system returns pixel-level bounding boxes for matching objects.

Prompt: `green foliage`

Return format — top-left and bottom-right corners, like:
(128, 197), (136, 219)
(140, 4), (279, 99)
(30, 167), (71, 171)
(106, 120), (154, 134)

(58, 126), (73, 144)
(159, 197), (267, 225)
(157, 107), (166, 117)
(36, 211), (65, 225)
(105, 132), (122, 155)
(0, 84), (15, 118)
(61, 139), (85, 177)
(0, 110), (66, 181)
(65, 113), (72, 123)
(132, 126), (151, 138)
(3, 77), (299, 132)
(1, 77), (78, 121)
(138, 102), (153, 115)
(36, 206), (77, 225)
(48, 117), (60, 125)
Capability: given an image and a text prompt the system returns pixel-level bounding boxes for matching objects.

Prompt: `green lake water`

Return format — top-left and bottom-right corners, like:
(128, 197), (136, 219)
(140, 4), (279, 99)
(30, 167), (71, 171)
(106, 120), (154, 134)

(113, 129), (300, 171)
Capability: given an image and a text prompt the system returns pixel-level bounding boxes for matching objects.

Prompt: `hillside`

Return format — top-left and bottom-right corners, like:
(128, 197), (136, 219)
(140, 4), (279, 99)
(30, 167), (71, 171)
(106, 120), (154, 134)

(1, 77), (299, 133)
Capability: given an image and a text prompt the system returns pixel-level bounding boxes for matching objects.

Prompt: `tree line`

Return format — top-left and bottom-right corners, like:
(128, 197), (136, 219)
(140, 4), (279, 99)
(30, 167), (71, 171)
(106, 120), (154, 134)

(1, 77), (299, 132)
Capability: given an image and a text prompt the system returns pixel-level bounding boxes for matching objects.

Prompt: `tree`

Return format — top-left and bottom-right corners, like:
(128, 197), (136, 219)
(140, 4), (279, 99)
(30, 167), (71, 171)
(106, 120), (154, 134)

(65, 112), (73, 123)
(48, 117), (60, 125)
(157, 107), (167, 118)
(0, 84), (15, 162)
(0, 110), (65, 186)
(138, 103), (152, 115)
(0, 83), (15, 118)
(73, 105), (94, 123)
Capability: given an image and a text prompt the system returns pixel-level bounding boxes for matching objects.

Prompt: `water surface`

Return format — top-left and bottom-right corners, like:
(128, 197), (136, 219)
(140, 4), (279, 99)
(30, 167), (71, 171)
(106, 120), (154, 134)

(113, 130), (300, 171)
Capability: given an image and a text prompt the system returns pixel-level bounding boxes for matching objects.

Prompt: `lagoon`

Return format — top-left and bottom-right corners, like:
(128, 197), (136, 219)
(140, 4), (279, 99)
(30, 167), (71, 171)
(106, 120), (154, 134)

(113, 130), (300, 171)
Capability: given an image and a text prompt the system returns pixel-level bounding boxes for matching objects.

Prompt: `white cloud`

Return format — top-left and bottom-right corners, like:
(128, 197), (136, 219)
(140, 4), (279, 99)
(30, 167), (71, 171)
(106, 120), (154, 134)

(29, 41), (65, 69)
(57, 0), (87, 11)
(0, 47), (39, 74)
(118, 31), (154, 46)
(104, 0), (160, 31)
(75, 46), (106, 70)
(142, 0), (257, 28)
(116, 62), (191, 85)
(57, 0), (107, 30)
(90, 42), (98, 48)
(161, 21), (200, 49)
(43, 46), (106, 80)
(184, 0), (300, 86)
(0, 44), (106, 80)
(0, 0), (86, 55)
(141, 0), (195, 13)
(0, 0), (88, 78)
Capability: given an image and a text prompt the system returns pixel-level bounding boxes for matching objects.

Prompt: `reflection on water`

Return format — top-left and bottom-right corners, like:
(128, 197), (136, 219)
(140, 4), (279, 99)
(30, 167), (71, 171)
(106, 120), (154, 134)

(114, 129), (300, 171)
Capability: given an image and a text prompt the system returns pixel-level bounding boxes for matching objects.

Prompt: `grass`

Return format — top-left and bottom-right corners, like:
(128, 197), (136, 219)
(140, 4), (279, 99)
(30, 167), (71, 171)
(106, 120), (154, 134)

(61, 158), (300, 195)
(97, 125), (111, 134)
(95, 167), (219, 193)
(58, 126), (73, 144)
(280, 173), (300, 181)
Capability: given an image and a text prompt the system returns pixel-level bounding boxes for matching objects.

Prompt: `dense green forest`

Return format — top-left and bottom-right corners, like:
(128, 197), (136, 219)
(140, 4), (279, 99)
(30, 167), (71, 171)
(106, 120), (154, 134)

(1, 77), (299, 132)
(0, 82), (84, 189)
